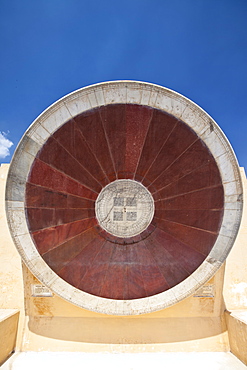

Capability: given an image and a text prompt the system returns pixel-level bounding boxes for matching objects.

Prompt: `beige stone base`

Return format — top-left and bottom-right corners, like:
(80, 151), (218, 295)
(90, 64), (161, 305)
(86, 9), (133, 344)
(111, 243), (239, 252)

(0, 310), (19, 365)
(20, 314), (229, 353)
(225, 310), (247, 365)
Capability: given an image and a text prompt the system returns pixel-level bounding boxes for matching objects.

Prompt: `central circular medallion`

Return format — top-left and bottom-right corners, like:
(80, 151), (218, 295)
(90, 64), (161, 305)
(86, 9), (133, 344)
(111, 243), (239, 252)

(95, 179), (155, 238)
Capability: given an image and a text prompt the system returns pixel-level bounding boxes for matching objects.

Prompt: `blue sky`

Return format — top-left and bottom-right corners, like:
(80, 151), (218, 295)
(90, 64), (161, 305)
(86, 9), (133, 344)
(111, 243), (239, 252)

(1, 0), (247, 167)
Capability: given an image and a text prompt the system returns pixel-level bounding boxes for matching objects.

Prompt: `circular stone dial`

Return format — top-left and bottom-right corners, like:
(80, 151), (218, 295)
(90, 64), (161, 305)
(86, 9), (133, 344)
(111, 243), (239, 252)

(5, 81), (243, 315)
(95, 179), (154, 238)
(23, 103), (224, 301)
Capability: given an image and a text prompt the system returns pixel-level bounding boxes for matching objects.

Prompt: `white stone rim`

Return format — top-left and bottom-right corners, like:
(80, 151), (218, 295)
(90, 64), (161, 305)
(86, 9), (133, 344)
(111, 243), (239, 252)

(5, 80), (243, 315)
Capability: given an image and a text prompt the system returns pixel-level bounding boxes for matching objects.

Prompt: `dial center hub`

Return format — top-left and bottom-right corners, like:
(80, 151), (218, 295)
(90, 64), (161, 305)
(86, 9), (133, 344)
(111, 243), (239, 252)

(95, 179), (155, 238)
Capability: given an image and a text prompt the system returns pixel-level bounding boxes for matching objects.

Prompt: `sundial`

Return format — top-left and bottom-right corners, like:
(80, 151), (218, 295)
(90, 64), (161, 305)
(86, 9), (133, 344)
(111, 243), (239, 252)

(5, 81), (243, 315)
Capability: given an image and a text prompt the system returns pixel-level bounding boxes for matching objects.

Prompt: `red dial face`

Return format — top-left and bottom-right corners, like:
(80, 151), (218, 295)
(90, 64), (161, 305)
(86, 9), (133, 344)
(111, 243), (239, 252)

(25, 104), (224, 300)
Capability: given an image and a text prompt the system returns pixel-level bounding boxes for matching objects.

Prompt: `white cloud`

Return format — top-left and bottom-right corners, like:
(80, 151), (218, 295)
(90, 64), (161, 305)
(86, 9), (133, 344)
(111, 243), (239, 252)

(0, 132), (13, 159)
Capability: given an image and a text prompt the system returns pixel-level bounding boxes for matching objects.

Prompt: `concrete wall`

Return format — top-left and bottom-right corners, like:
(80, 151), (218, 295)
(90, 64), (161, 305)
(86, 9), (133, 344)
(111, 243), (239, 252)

(0, 163), (246, 354)
(223, 168), (247, 365)
(223, 167), (247, 310)
(225, 310), (247, 366)
(0, 164), (24, 352)
(0, 309), (19, 365)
